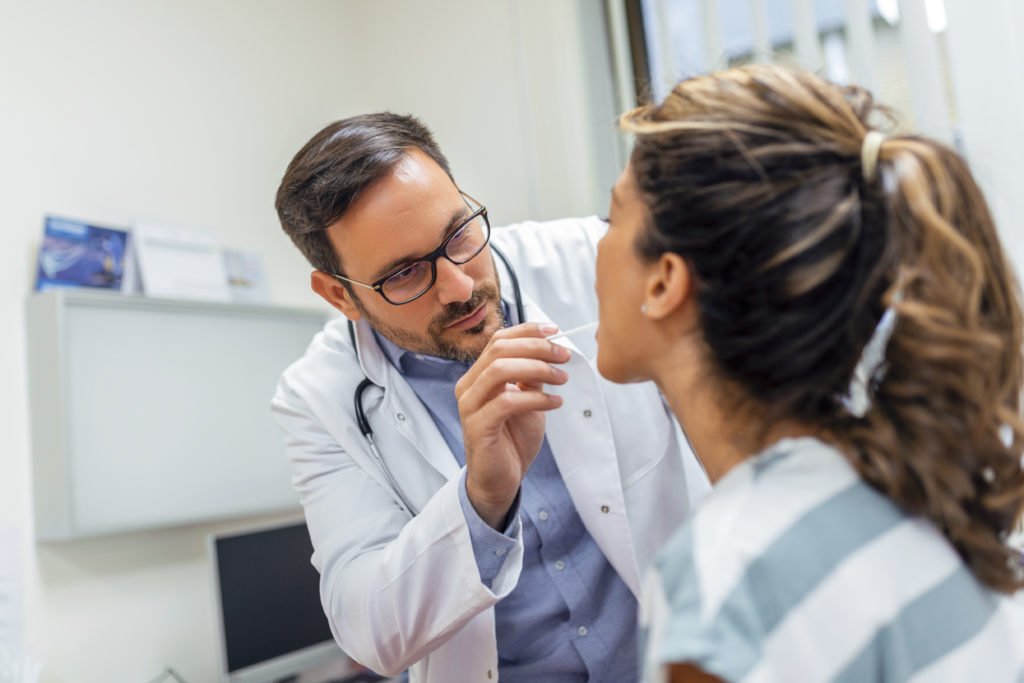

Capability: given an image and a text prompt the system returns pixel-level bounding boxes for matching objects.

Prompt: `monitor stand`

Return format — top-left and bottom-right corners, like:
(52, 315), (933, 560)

(285, 656), (394, 683)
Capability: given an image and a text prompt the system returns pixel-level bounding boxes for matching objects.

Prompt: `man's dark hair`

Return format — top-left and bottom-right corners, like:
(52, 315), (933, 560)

(275, 112), (453, 274)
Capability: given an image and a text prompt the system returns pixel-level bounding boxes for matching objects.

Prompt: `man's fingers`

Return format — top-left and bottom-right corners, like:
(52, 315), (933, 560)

(456, 335), (570, 400)
(463, 387), (564, 428)
(483, 357), (568, 388)
(492, 321), (559, 340)
(459, 358), (567, 414)
(485, 336), (571, 364)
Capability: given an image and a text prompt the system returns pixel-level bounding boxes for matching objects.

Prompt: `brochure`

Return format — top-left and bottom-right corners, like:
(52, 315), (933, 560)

(132, 221), (232, 302)
(223, 249), (269, 304)
(35, 216), (131, 292)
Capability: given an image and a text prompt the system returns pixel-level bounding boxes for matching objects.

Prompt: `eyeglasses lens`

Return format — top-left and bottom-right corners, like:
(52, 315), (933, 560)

(381, 261), (433, 303)
(445, 214), (488, 263)
(380, 214), (489, 304)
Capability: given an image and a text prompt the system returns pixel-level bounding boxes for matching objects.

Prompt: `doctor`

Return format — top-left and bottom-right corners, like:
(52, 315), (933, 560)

(271, 113), (702, 682)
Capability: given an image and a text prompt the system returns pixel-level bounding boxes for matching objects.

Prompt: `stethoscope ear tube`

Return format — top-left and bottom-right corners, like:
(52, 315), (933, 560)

(348, 321), (417, 515)
(353, 377), (375, 438)
(491, 244), (525, 325)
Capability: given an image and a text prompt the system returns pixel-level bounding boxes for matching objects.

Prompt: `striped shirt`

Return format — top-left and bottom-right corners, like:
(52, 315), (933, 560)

(642, 436), (1024, 682)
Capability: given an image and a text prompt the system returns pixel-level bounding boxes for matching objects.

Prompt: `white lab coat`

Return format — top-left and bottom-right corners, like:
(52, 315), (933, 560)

(271, 216), (700, 682)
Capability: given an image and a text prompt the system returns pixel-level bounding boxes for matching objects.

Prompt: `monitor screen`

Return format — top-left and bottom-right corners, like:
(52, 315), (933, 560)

(210, 520), (342, 683)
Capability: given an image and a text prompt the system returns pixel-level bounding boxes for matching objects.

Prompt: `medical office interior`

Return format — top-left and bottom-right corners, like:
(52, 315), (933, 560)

(2, 0), (1023, 681)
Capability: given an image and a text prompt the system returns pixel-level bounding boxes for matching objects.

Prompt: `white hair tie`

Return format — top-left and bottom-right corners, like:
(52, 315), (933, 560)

(861, 131), (887, 182)
(842, 287), (904, 418)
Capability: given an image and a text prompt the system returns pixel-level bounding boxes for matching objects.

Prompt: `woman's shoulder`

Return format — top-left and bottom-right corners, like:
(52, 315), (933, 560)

(663, 438), (870, 583)
(666, 436), (944, 597)
(648, 436), (1024, 681)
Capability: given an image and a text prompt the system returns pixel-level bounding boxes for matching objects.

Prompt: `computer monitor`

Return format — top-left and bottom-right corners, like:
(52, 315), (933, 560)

(209, 519), (344, 683)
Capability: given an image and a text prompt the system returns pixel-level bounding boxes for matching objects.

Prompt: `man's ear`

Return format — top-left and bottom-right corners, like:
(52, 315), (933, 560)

(311, 271), (363, 321)
(643, 253), (693, 320)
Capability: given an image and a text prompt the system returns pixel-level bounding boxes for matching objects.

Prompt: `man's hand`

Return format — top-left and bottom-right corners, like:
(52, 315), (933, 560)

(455, 323), (570, 529)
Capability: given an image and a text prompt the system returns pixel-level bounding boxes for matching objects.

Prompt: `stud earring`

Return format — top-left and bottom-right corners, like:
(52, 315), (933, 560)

(640, 303), (648, 314)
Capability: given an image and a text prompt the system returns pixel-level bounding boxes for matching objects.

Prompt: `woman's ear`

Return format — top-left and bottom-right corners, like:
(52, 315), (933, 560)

(643, 253), (692, 320)
(311, 271), (363, 321)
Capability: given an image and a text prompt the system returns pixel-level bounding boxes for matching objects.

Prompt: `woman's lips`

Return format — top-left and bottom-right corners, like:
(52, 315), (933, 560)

(446, 303), (488, 331)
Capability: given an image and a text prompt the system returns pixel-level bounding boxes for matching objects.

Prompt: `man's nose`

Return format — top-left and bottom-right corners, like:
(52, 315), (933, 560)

(433, 257), (475, 305)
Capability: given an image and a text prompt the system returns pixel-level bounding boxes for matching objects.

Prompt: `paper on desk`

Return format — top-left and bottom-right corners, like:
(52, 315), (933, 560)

(133, 222), (232, 302)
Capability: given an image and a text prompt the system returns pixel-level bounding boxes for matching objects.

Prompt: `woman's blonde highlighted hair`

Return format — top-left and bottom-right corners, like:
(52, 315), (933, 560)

(622, 64), (1024, 592)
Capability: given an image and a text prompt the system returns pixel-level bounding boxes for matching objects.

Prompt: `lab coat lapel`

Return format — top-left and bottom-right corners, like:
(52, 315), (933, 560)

(352, 319), (462, 483)
(522, 298), (643, 598)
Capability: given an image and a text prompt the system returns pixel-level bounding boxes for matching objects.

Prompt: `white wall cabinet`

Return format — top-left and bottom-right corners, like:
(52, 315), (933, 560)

(25, 289), (328, 540)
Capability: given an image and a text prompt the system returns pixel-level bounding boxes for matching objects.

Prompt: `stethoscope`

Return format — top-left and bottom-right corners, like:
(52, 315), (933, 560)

(347, 244), (525, 515)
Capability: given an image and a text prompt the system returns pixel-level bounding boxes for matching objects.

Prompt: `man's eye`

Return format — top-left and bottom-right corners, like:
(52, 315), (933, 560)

(388, 263), (423, 285)
(449, 224), (471, 245)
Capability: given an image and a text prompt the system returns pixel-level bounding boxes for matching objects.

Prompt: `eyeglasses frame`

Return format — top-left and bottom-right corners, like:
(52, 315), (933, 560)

(329, 191), (490, 306)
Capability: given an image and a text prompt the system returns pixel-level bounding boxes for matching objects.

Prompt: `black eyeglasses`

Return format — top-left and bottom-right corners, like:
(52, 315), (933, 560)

(330, 192), (491, 305)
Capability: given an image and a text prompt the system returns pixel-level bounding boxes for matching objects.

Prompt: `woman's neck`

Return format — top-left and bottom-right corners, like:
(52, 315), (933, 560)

(653, 346), (819, 484)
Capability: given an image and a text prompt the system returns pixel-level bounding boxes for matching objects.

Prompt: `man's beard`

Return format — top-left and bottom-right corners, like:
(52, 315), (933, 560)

(353, 280), (505, 363)
(426, 283), (505, 362)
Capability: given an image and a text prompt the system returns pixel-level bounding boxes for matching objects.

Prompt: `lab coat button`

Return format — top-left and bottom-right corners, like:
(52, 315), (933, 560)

(600, 505), (610, 513)
(396, 412), (406, 421)
(583, 409), (592, 418)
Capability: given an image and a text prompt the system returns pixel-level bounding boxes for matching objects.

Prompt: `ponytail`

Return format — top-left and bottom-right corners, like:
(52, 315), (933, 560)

(847, 136), (1024, 592)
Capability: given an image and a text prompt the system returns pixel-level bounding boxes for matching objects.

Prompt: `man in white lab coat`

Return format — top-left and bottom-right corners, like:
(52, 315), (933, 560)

(271, 113), (702, 683)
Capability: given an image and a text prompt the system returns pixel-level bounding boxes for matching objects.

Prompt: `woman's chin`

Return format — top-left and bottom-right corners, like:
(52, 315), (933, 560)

(596, 352), (642, 384)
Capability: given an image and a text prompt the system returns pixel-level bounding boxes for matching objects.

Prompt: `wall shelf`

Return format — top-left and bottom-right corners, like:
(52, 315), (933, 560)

(25, 289), (328, 540)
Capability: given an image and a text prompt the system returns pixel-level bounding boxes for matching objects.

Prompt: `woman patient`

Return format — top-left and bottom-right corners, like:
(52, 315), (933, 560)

(594, 64), (1024, 682)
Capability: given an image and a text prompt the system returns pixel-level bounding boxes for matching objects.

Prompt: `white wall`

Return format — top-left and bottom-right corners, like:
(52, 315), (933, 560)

(944, 0), (1024, 270)
(336, 1), (620, 224)
(0, 1), (617, 681)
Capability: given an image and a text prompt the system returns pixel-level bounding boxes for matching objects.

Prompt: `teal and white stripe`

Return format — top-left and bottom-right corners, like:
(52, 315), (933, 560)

(744, 517), (963, 682)
(644, 437), (1024, 682)
(688, 441), (862, 624)
(904, 591), (1024, 682)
